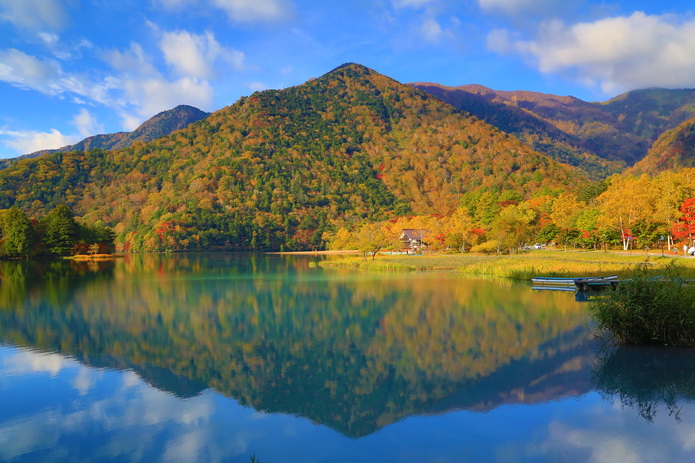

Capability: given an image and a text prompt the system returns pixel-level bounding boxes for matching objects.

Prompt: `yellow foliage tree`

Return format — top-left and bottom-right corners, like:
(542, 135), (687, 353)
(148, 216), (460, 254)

(596, 175), (659, 250)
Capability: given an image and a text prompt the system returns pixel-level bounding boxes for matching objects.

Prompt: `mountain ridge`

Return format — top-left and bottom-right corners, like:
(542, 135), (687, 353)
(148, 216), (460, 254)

(0, 105), (210, 168)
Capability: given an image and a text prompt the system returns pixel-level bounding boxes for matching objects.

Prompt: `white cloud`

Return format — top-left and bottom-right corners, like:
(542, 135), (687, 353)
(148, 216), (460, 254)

(0, 0), (68, 31)
(488, 12), (695, 94)
(0, 37), (221, 136)
(160, 30), (245, 79)
(0, 128), (76, 153)
(119, 112), (146, 132)
(162, 429), (208, 463)
(73, 368), (100, 396)
(420, 18), (445, 42)
(212, 0), (294, 22)
(0, 49), (64, 95)
(155, 0), (294, 21)
(37, 33), (92, 60)
(72, 108), (104, 138)
(120, 77), (214, 128)
(38, 32), (60, 47)
(0, 48), (114, 108)
(102, 43), (158, 76)
(0, 108), (102, 154)
(0, 410), (62, 461)
(0, 27), (243, 145)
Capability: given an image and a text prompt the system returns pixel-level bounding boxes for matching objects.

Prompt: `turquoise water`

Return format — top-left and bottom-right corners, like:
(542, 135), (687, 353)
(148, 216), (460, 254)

(0, 254), (694, 462)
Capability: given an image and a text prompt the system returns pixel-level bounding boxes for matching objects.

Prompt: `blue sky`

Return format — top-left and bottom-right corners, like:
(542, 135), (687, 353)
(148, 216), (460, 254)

(1, 0), (694, 158)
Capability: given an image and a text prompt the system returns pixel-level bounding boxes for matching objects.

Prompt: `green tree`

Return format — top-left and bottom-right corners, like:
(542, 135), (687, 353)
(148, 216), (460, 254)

(79, 222), (116, 254)
(632, 221), (668, 251)
(42, 204), (79, 256)
(0, 207), (36, 257)
(536, 223), (560, 244)
(489, 204), (537, 253)
(468, 190), (501, 226)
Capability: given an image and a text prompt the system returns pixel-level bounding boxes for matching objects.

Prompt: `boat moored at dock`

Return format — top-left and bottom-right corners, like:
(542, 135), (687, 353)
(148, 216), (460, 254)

(532, 275), (619, 291)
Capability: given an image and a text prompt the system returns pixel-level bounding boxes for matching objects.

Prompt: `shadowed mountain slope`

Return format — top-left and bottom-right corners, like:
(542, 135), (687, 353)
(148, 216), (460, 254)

(411, 83), (695, 172)
(629, 117), (695, 175)
(410, 82), (623, 180)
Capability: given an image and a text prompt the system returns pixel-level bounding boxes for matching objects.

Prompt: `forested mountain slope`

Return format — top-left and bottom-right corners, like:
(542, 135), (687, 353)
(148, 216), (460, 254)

(410, 83), (622, 179)
(411, 83), (695, 170)
(0, 63), (584, 252)
(629, 117), (695, 175)
(0, 105), (209, 168)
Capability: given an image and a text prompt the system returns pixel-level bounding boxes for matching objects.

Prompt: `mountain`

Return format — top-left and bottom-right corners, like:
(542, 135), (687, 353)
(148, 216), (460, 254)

(629, 116), (695, 174)
(69, 104), (210, 152)
(599, 88), (695, 139)
(410, 83), (695, 171)
(0, 63), (585, 252)
(409, 83), (623, 180)
(0, 105), (210, 169)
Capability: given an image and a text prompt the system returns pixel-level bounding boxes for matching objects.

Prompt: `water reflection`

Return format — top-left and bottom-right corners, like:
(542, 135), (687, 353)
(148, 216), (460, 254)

(1, 254), (695, 461)
(4, 345), (695, 463)
(0, 254), (595, 438)
(0, 347), (251, 463)
(593, 346), (695, 422)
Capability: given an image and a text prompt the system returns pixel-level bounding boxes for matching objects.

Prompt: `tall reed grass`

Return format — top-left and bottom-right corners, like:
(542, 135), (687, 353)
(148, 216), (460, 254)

(590, 264), (695, 347)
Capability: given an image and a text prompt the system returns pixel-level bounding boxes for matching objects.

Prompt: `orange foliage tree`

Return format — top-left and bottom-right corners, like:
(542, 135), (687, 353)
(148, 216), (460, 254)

(672, 197), (695, 246)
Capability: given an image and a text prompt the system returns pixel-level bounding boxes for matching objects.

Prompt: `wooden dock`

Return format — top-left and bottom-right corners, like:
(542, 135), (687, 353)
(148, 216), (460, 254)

(531, 275), (619, 292)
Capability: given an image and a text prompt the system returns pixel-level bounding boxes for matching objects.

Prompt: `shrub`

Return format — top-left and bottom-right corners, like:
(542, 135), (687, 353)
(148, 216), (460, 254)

(590, 264), (695, 346)
(470, 239), (500, 254)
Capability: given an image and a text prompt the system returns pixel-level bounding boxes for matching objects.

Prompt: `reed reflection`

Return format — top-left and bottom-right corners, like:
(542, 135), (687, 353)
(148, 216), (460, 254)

(592, 345), (695, 422)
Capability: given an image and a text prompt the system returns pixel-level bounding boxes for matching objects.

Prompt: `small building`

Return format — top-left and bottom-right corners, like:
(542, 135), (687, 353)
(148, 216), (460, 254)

(400, 229), (429, 252)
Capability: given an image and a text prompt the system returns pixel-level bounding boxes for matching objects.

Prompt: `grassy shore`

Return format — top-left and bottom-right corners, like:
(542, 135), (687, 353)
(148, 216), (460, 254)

(318, 249), (695, 280)
(69, 254), (124, 260)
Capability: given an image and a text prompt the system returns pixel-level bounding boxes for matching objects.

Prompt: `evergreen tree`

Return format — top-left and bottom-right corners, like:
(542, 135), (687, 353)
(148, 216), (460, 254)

(42, 204), (79, 256)
(78, 222), (116, 253)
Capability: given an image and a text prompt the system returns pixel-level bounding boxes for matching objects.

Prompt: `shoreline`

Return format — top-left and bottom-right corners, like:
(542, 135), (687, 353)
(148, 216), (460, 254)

(315, 250), (695, 279)
(69, 254), (125, 260)
(265, 250), (361, 255)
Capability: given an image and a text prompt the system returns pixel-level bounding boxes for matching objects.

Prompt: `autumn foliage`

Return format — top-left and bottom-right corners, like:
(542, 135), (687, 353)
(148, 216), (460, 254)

(672, 197), (695, 243)
(2, 64), (695, 254)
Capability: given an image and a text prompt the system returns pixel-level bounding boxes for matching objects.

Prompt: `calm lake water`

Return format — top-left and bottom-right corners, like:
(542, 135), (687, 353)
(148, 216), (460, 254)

(1, 253), (694, 462)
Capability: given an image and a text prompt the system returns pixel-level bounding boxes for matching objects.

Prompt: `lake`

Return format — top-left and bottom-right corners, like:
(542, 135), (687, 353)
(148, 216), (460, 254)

(1, 253), (694, 462)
